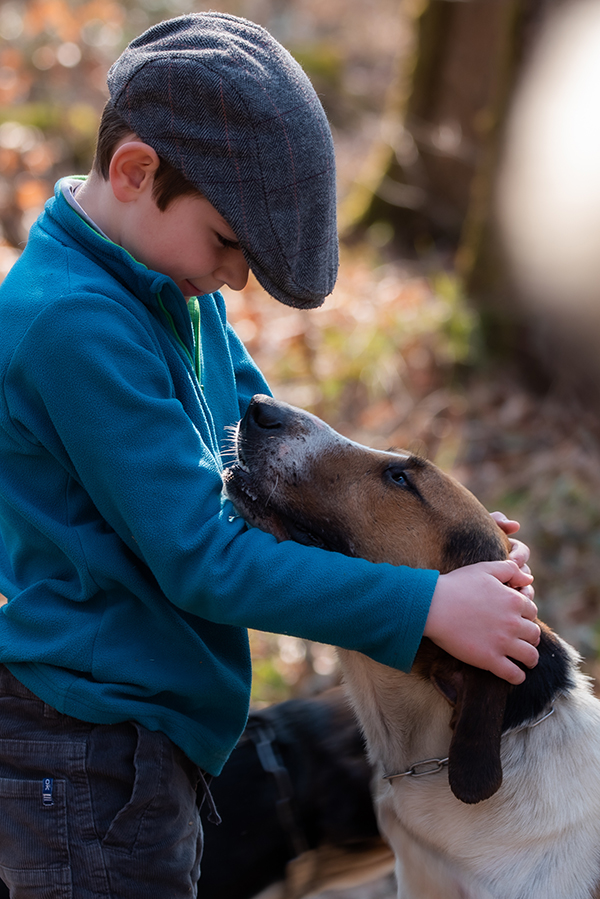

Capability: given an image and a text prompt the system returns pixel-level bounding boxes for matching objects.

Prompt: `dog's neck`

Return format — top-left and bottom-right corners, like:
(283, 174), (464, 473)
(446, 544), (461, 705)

(340, 627), (577, 790)
(383, 702), (557, 784)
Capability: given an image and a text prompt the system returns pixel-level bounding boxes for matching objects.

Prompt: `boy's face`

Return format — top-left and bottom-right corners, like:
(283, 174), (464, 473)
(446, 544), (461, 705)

(122, 190), (249, 299)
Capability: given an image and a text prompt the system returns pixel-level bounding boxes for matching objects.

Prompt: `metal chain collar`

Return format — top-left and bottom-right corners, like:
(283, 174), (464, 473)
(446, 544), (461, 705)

(382, 705), (555, 783)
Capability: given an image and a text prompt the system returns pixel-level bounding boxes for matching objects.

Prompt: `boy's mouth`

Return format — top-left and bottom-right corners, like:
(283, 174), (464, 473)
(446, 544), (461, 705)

(182, 279), (200, 297)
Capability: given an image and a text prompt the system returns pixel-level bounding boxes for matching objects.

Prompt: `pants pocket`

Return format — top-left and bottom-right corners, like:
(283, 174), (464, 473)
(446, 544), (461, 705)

(100, 728), (203, 896)
(86, 722), (137, 844)
(0, 776), (72, 899)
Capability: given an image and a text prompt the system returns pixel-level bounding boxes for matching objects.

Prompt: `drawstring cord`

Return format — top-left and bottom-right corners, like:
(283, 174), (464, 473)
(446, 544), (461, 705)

(197, 769), (221, 825)
(156, 292), (204, 390)
(188, 297), (204, 390)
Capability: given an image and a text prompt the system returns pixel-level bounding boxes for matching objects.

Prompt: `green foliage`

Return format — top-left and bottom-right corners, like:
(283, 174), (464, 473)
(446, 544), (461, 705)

(429, 271), (480, 367)
(291, 42), (343, 89)
(250, 655), (291, 707)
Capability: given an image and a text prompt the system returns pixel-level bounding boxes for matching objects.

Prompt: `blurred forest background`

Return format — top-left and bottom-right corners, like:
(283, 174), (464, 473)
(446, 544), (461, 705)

(2, 0), (600, 715)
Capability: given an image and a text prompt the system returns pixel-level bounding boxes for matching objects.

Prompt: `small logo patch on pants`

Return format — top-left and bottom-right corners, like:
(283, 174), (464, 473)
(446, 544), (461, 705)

(42, 777), (53, 807)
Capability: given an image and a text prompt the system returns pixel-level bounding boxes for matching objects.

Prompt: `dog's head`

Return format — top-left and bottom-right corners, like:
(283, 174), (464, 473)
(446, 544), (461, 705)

(224, 395), (572, 804)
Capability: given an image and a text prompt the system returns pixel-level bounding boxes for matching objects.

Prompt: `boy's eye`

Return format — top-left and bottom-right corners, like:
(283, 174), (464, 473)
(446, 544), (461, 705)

(217, 234), (241, 251)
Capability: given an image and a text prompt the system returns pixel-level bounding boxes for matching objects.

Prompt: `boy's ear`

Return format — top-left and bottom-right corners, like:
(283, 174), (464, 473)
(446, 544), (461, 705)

(109, 141), (160, 202)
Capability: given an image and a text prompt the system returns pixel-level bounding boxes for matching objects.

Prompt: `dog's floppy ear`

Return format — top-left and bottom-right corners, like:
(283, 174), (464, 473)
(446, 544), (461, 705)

(432, 665), (510, 804)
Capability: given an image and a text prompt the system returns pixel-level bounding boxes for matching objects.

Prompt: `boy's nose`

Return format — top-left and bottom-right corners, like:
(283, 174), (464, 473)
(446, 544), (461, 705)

(218, 253), (249, 292)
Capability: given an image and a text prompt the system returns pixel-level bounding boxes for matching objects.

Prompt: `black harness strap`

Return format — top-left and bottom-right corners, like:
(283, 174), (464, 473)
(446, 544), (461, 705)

(245, 714), (309, 860)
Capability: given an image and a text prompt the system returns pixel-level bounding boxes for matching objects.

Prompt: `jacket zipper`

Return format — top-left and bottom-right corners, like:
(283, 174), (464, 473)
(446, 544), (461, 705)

(157, 293), (203, 390)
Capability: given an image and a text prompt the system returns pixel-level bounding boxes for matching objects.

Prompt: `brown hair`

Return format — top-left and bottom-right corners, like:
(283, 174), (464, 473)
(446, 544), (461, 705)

(92, 100), (203, 211)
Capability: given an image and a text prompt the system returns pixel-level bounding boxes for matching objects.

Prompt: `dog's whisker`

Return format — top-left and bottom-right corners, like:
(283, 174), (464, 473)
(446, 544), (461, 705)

(221, 425), (241, 462)
(264, 475), (279, 509)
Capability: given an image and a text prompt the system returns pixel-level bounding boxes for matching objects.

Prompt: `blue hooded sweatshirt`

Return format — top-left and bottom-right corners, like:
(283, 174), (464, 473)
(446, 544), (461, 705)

(0, 180), (437, 775)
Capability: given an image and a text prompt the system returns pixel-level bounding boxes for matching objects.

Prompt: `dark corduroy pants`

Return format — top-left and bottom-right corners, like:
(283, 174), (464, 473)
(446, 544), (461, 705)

(0, 666), (203, 898)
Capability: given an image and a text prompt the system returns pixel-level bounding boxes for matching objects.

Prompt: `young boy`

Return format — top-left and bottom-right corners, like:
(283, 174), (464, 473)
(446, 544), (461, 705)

(0, 13), (538, 898)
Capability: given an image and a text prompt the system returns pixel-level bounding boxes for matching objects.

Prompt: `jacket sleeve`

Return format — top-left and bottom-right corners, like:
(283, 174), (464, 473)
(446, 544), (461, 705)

(7, 295), (437, 673)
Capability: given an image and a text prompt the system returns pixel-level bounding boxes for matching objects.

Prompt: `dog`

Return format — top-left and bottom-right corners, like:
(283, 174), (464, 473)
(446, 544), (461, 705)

(200, 687), (393, 899)
(223, 394), (600, 899)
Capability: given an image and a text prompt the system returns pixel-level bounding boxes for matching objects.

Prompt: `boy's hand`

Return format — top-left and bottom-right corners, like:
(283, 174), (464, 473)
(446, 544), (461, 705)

(491, 511), (535, 601)
(423, 560), (540, 685)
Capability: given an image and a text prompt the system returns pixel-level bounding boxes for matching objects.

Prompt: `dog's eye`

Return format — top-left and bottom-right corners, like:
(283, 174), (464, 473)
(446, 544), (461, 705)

(386, 466), (410, 487)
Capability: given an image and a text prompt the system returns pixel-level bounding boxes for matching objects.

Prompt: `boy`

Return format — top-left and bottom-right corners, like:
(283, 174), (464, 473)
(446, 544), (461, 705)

(0, 13), (537, 897)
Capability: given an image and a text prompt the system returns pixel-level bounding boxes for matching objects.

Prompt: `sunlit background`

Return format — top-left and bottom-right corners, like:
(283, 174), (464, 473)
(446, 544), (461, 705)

(3, 0), (600, 717)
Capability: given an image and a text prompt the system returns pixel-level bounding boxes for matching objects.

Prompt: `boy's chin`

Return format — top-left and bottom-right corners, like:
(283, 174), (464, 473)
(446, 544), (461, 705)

(181, 279), (201, 297)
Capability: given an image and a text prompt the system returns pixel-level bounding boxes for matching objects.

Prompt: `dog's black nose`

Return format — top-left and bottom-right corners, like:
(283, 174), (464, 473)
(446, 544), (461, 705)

(245, 395), (285, 431)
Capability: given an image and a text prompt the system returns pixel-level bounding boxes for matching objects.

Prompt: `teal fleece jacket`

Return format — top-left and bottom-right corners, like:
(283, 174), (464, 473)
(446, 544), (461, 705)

(0, 180), (438, 775)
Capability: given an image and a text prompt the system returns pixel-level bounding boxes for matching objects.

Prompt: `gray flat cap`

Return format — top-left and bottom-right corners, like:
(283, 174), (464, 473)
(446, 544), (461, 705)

(107, 12), (339, 308)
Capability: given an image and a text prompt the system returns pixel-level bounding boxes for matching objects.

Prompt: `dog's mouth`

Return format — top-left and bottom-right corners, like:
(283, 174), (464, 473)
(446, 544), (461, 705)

(222, 462), (283, 532)
(223, 462), (352, 554)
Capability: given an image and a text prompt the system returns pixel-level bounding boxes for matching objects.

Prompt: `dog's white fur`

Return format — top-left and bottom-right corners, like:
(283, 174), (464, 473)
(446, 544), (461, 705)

(225, 395), (600, 899)
(341, 648), (600, 899)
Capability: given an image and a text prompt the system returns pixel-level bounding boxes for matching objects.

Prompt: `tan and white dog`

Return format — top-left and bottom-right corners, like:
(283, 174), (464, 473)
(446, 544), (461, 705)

(224, 395), (600, 899)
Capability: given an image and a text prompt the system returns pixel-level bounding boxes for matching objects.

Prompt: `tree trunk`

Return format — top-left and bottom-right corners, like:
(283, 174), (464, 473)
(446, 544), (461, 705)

(344, 0), (565, 380)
